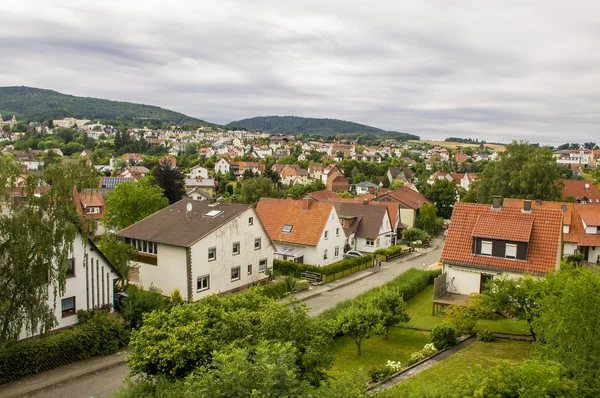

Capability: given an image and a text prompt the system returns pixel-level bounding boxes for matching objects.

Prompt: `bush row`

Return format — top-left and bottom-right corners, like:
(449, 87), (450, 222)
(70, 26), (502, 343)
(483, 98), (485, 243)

(374, 245), (410, 257)
(261, 277), (312, 299)
(273, 254), (374, 278)
(318, 268), (441, 321)
(0, 312), (129, 384)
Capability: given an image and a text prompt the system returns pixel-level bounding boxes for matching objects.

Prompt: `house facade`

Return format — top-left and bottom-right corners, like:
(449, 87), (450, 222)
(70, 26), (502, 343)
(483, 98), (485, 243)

(215, 158), (230, 174)
(20, 232), (120, 339)
(119, 200), (274, 301)
(256, 198), (346, 266)
(440, 200), (562, 296)
(333, 202), (394, 253)
(376, 187), (432, 228)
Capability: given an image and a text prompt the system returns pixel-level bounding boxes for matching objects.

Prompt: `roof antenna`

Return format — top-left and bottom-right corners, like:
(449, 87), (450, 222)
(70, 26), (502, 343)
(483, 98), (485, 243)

(186, 202), (193, 220)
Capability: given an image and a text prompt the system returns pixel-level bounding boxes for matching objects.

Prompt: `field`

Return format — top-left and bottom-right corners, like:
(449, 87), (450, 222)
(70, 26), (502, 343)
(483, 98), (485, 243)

(407, 139), (506, 152)
(382, 339), (532, 397)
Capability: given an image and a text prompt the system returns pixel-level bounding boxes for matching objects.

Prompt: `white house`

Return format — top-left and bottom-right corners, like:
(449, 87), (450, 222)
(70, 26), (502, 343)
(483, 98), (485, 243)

(256, 197), (346, 266)
(333, 202), (395, 253)
(215, 158), (230, 174)
(20, 232), (121, 340)
(187, 164), (209, 179)
(119, 200), (275, 301)
(438, 200), (562, 297)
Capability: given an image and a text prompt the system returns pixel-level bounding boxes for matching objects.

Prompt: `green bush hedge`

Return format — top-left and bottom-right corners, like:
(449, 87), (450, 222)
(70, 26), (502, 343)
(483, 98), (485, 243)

(431, 324), (457, 350)
(477, 329), (496, 342)
(374, 245), (410, 257)
(261, 280), (290, 299)
(274, 254), (374, 277)
(319, 268), (441, 321)
(0, 312), (129, 384)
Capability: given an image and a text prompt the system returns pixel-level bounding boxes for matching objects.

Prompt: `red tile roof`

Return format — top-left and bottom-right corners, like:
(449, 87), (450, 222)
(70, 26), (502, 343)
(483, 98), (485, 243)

(441, 202), (562, 276)
(561, 180), (600, 203)
(256, 198), (333, 246)
(378, 187), (432, 209)
(472, 213), (534, 242)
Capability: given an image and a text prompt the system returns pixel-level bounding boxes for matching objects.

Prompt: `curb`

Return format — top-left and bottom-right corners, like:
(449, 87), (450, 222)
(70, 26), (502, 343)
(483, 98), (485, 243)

(1, 357), (127, 398)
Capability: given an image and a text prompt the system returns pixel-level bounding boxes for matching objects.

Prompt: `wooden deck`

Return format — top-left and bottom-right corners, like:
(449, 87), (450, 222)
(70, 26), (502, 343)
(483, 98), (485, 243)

(432, 292), (472, 315)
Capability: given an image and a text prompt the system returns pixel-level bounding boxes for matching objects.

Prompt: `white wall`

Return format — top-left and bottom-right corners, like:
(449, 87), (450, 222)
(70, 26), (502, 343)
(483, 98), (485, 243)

(215, 159), (230, 174)
(443, 264), (524, 295)
(588, 246), (600, 264)
(399, 208), (416, 229)
(189, 166), (208, 179)
(137, 244), (188, 298)
(190, 208), (275, 300)
(563, 242), (578, 256)
(313, 207), (347, 266)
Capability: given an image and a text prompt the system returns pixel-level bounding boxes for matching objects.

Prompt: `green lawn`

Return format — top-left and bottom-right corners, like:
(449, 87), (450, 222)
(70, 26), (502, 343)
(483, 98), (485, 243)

(405, 285), (530, 335)
(328, 328), (431, 382)
(383, 339), (532, 397)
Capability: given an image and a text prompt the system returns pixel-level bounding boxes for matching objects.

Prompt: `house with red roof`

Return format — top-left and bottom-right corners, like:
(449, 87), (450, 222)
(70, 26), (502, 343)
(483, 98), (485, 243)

(376, 187), (432, 228)
(439, 199), (563, 296)
(256, 197), (346, 266)
(561, 180), (600, 204)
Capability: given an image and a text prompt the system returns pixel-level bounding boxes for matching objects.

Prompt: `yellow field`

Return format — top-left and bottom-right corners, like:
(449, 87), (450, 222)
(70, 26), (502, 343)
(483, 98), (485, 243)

(407, 140), (506, 152)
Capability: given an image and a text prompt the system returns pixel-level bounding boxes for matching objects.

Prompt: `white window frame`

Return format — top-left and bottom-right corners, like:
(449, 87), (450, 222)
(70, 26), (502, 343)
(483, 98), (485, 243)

(208, 247), (216, 261)
(336, 227), (340, 237)
(197, 275), (210, 292)
(249, 216), (254, 225)
(231, 266), (241, 281)
(233, 242), (240, 255)
(366, 239), (375, 247)
(324, 230), (329, 240)
(61, 296), (76, 317)
(247, 264), (253, 275)
(324, 249), (328, 260)
(481, 241), (493, 256)
(259, 259), (267, 273)
(335, 246), (340, 257)
(254, 237), (261, 250)
(505, 243), (517, 259)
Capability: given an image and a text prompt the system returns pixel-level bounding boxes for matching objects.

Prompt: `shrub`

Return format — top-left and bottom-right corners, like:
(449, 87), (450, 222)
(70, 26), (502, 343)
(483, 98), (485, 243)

(431, 324), (457, 350)
(369, 364), (395, 382)
(261, 280), (289, 299)
(477, 329), (496, 342)
(273, 254), (374, 278)
(122, 285), (170, 329)
(295, 279), (310, 292)
(403, 228), (430, 242)
(76, 304), (112, 324)
(407, 351), (427, 366)
(374, 245), (410, 257)
(0, 312), (129, 384)
(444, 305), (479, 335)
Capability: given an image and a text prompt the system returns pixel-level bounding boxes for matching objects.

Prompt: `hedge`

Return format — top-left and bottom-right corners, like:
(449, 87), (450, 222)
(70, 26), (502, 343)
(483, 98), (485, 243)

(319, 268), (441, 321)
(0, 312), (129, 384)
(274, 254), (374, 278)
(260, 278), (311, 299)
(374, 245), (410, 257)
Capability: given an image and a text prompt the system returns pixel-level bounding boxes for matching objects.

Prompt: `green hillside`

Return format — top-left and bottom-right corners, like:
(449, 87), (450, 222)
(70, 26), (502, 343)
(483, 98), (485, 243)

(227, 115), (419, 140)
(0, 86), (208, 124)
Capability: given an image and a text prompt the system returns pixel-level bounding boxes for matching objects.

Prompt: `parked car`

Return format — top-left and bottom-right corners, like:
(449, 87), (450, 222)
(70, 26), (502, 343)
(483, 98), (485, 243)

(343, 250), (363, 259)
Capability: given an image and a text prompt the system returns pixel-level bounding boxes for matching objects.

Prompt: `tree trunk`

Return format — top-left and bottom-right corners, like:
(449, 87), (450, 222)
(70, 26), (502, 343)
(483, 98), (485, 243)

(385, 326), (390, 340)
(528, 322), (537, 342)
(356, 338), (362, 355)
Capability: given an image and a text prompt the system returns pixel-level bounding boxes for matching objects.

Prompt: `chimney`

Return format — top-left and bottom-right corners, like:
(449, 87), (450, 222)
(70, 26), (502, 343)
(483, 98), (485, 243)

(363, 198), (369, 205)
(535, 199), (542, 207)
(231, 196), (238, 204)
(491, 196), (502, 209)
(302, 197), (312, 210)
(523, 200), (532, 212)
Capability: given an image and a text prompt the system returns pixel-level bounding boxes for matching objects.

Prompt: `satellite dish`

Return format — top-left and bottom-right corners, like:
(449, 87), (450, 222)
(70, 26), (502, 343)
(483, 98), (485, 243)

(186, 202), (193, 213)
(561, 204), (567, 212)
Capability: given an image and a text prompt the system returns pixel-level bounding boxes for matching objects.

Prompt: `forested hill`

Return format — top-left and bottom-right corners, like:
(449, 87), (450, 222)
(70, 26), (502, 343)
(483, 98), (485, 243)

(0, 86), (208, 124)
(227, 115), (420, 140)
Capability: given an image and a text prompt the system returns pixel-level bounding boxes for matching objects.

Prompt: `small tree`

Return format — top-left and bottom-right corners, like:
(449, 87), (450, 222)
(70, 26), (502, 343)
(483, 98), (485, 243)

(415, 203), (444, 236)
(479, 276), (544, 341)
(443, 305), (479, 335)
(337, 304), (383, 355)
(371, 287), (410, 339)
(96, 233), (137, 288)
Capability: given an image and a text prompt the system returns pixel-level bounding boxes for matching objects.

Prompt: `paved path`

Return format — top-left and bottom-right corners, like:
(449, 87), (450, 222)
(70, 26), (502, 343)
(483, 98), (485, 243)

(2, 239), (444, 398)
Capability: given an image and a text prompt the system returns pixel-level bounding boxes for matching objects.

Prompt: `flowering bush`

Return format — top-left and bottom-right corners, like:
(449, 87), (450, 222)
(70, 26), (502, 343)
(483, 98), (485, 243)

(422, 343), (437, 356)
(407, 343), (438, 366)
(386, 360), (402, 372)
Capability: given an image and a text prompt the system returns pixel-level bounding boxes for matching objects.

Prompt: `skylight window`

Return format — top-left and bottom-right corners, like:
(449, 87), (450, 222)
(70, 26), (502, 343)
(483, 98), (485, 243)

(282, 225), (293, 233)
(204, 210), (223, 218)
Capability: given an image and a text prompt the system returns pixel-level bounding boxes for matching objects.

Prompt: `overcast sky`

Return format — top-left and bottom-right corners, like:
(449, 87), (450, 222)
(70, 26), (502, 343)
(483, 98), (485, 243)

(1, 1), (599, 144)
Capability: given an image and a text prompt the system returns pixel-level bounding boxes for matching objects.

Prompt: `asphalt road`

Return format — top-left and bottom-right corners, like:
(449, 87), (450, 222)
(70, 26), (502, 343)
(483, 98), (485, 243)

(24, 244), (444, 398)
